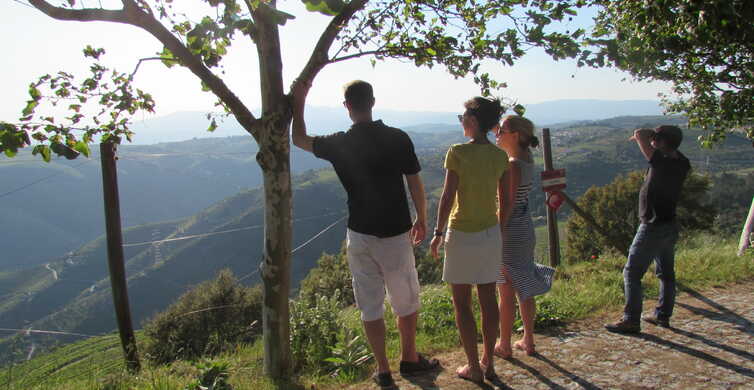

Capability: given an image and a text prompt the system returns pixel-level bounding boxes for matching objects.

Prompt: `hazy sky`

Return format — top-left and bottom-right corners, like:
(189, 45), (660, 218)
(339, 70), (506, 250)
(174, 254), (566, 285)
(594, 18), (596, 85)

(1, 1), (672, 122)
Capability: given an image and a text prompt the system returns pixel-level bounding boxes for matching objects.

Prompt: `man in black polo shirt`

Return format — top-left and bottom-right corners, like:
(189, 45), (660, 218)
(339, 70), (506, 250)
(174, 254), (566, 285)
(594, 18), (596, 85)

(292, 80), (439, 386)
(606, 125), (691, 334)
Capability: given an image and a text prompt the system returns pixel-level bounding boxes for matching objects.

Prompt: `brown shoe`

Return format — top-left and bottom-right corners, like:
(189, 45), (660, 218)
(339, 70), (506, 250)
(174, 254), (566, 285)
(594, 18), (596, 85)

(642, 314), (670, 328)
(605, 319), (640, 334)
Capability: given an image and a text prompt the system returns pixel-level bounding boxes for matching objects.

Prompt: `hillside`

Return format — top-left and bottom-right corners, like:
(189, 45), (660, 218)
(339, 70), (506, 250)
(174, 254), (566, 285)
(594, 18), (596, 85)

(0, 137), (329, 268)
(2, 235), (751, 389)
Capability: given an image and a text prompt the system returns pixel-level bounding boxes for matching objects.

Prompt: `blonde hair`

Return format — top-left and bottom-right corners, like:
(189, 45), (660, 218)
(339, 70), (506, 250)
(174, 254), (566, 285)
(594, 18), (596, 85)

(502, 115), (539, 148)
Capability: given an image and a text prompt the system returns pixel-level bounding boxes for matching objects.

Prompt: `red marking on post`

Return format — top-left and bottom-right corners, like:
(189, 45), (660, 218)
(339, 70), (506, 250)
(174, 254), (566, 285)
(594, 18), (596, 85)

(546, 190), (565, 211)
(541, 169), (566, 192)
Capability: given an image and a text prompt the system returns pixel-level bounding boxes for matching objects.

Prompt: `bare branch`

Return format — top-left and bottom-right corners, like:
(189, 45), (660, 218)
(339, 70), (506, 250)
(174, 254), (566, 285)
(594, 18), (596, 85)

(330, 50), (387, 64)
(129, 56), (178, 80)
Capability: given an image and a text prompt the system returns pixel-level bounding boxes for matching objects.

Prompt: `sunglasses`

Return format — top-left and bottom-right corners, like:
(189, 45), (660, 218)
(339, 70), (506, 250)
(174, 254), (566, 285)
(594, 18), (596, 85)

(457, 114), (464, 122)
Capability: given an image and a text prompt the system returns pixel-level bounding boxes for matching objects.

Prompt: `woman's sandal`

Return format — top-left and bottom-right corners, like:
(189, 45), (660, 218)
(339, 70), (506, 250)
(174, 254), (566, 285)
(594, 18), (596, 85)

(456, 364), (484, 384)
(514, 340), (536, 356)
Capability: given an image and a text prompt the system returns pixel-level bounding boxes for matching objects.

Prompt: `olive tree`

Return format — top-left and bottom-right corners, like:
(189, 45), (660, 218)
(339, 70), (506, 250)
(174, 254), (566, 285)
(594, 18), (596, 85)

(1, 0), (589, 378)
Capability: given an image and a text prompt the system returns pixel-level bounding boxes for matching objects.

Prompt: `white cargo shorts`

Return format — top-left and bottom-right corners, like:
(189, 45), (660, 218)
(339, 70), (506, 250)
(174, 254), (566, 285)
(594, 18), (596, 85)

(346, 229), (421, 321)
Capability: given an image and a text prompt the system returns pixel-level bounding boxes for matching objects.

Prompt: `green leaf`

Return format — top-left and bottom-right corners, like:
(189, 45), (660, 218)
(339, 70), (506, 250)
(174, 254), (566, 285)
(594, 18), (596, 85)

(4, 149), (17, 158)
(29, 85), (41, 100)
(513, 104), (526, 116)
(207, 118), (218, 132)
(74, 141), (91, 157)
(32, 144), (52, 162)
(22, 100), (39, 116)
(302, 0), (344, 16)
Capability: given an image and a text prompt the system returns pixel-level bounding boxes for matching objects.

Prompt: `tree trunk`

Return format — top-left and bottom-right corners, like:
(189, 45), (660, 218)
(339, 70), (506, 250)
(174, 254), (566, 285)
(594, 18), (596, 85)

(257, 113), (293, 378)
(252, 2), (292, 379)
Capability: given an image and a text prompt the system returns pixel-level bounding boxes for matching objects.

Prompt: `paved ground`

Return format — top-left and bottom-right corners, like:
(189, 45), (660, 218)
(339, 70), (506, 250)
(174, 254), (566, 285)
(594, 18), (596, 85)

(350, 281), (754, 389)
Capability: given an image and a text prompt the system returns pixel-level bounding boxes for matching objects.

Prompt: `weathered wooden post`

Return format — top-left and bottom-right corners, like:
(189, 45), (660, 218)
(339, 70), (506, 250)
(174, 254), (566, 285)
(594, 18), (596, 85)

(737, 197), (754, 256)
(100, 142), (140, 372)
(541, 128), (560, 267)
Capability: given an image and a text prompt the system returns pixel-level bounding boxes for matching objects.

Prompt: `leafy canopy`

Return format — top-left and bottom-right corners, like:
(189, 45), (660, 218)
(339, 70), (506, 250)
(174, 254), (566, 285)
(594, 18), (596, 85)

(4, 0), (592, 161)
(585, 0), (754, 146)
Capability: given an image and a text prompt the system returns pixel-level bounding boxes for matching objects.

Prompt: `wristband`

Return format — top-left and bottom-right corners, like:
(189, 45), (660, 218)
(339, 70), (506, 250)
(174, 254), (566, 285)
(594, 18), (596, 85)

(434, 229), (444, 237)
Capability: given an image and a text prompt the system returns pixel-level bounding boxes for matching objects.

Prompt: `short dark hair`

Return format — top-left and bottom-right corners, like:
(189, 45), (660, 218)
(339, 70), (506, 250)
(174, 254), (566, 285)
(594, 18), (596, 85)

(655, 125), (683, 150)
(464, 97), (503, 132)
(343, 80), (374, 112)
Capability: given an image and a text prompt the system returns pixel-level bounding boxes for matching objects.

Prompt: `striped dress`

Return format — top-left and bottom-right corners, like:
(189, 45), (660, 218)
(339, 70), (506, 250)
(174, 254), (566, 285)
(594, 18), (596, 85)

(498, 158), (555, 299)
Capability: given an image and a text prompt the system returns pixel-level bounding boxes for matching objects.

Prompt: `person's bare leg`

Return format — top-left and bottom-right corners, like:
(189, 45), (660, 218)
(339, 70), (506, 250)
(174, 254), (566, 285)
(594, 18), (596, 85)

(363, 318), (390, 373)
(476, 282), (499, 377)
(397, 311), (419, 362)
(450, 283), (483, 381)
(514, 296), (536, 355)
(495, 269), (515, 358)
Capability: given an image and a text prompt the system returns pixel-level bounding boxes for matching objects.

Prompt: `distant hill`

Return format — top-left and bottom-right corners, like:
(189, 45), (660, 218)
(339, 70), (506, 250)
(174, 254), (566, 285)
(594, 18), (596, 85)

(127, 99), (663, 144)
(0, 138), (329, 268)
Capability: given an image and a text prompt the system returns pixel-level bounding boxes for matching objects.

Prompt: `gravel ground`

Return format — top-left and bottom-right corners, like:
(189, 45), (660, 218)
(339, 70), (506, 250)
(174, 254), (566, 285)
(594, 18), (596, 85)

(348, 281), (754, 390)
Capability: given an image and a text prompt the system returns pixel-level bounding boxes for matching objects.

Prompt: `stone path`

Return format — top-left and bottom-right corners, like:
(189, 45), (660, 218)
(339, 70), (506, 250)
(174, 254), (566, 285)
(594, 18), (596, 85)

(350, 282), (754, 389)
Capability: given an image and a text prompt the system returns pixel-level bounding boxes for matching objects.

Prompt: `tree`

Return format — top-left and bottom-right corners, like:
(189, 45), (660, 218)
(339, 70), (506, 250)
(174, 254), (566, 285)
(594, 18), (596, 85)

(585, 0), (754, 146)
(564, 171), (716, 264)
(1, 0), (591, 378)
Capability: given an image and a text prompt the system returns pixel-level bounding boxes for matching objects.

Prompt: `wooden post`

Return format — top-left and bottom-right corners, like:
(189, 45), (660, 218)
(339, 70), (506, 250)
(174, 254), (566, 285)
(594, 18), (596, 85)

(737, 197), (754, 256)
(100, 142), (140, 372)
(541, 128), (560, 267)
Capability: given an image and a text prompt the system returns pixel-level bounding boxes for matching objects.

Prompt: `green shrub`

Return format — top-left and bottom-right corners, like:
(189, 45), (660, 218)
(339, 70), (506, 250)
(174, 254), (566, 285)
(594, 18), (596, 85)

(184, 360), (233, 390)
(298, 246), (354, 307)
(417, 286), (456, 337)
(143, 269), (262, 364)
(565, 171), (716, 264)
(415, 249), (443, 285)
(325, 328), (372, 380)
(290, 290), (343, 373)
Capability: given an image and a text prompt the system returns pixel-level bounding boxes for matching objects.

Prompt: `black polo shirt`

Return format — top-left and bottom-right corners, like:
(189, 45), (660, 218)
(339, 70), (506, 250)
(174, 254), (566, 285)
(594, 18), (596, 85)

(313, 120), (421, 237)
(638, 150), (691, 224)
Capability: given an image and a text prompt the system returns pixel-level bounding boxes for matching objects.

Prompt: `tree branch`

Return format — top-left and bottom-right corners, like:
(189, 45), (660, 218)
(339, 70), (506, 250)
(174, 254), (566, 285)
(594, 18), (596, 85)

(330, 49), (387, 64)
(27, 0), (259, 139)
(293, 0), (370, 90)
(129, 56), (178, 80)
(27, 0), (130, 23)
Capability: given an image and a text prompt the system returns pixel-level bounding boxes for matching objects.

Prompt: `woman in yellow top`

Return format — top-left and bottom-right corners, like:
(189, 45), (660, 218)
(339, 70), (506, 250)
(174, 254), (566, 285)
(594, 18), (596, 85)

(430, 97), (509, 383)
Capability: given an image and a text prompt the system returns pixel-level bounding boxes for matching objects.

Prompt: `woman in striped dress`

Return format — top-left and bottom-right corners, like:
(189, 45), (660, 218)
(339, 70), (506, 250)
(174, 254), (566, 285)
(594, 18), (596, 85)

(494, 115), (555, 358)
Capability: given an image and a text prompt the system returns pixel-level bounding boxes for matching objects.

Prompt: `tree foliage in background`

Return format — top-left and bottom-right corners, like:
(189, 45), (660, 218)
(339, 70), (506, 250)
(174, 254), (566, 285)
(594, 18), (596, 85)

(708, 172), (754, 235)
(587, 0), (754, 146)
(564, 171), (716, 263)
(6, 0), (592, 377)
(297, 245), (354, 307)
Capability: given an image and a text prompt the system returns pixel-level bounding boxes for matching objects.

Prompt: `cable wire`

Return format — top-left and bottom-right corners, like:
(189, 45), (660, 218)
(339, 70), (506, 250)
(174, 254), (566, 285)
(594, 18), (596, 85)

(0, 159), (93, 199)
(122, 211), (344, 247)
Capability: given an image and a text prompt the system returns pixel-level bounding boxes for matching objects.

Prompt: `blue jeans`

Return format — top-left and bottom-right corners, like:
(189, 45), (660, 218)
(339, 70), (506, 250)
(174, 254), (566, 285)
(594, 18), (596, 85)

(623, 222), (680, 323)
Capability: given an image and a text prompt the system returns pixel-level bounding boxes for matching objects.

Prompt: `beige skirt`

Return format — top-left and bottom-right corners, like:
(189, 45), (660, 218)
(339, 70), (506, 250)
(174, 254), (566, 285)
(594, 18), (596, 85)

(442, 224), (502, 284)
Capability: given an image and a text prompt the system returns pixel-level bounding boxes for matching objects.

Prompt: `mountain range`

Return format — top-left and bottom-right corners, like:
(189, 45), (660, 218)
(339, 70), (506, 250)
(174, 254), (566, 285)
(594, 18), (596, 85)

(128, 99), (663, 144)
